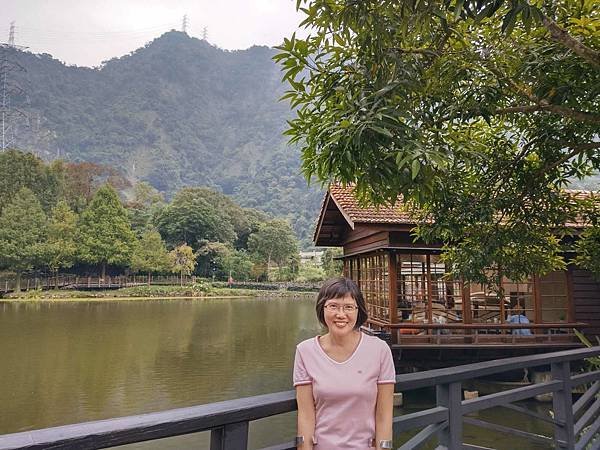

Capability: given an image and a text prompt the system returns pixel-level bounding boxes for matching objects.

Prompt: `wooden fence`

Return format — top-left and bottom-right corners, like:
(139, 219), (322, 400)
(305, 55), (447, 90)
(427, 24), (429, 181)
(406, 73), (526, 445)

(0, 346), (598, 449)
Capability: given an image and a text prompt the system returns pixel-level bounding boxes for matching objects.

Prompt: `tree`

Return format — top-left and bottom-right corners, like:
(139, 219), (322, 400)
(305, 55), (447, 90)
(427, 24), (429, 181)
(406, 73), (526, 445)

(51, 161), (130, 213)
(44, 200), (78, 284)
(277, 0), (599, 286)
(78, 184), (136, 278)
(168, 244), (197, 285)
(322, 247), (343, 278)
(0, 150), (61, 214)
(130, 230), (171, 282)
(127, 182), (166, 236)
(155, 187), (236, 250)
(219, 249), (254, 281)
(248, 219), (299, 280)
(0, 188), (47, 291)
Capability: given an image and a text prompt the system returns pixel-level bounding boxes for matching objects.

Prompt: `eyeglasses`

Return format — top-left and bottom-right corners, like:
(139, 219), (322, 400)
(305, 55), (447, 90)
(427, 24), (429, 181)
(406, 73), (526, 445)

(324, 303), (358, 313)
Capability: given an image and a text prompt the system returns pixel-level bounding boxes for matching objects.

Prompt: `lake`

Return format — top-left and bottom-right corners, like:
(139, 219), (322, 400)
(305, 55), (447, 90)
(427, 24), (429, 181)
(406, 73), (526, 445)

(0, 297), (552, 449)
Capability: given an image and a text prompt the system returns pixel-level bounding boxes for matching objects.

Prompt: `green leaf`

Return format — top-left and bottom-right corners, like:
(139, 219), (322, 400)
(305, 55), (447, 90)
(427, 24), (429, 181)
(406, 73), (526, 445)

(411, 159), (421, 179)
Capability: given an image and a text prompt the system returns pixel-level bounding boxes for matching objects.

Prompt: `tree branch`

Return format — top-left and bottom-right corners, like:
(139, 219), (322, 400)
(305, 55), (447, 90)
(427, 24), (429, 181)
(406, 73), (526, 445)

(494, 104), (600, 124)
(540, 14), (600, 69)
(540, 142), (600, 175)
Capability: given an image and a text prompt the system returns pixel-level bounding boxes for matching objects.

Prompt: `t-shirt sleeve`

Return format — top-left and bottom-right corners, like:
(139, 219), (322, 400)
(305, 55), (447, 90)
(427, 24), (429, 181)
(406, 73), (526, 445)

(377, 341), (396, 384)
(293, 346), (312, 387)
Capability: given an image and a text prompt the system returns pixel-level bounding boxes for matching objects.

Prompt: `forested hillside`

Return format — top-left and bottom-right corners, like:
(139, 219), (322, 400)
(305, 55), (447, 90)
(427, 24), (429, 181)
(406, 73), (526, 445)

(7, 31), (322, 246)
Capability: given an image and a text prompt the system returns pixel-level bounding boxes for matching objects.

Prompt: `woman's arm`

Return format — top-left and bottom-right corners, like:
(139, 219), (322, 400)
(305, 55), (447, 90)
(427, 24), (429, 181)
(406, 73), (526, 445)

(375, 383), (394, 449)
(296, 384), (315, 449)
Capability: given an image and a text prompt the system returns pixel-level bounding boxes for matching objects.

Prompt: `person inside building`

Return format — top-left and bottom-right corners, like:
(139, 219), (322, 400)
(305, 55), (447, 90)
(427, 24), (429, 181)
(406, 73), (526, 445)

(293, 277), (395, 449)
(507, 304), (532, 335)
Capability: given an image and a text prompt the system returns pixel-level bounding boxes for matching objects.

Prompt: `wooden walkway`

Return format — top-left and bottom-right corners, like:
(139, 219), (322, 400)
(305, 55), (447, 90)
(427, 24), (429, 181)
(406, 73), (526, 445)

(0, 275), (192, 295)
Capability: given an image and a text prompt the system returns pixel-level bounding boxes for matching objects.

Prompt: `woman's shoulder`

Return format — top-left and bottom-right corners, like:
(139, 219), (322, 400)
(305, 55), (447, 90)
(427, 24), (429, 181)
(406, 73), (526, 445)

(296, 336), (318, 352)
(361, 332), (391, 351)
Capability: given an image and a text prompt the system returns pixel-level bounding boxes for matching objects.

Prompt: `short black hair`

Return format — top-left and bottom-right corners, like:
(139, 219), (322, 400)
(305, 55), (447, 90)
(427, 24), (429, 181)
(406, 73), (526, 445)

(316, 277), (368, 330)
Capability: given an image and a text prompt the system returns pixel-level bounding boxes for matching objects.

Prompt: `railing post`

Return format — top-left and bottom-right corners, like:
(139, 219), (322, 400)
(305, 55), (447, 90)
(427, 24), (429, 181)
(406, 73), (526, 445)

(436, 381), (462, 449)
(551, 361), (575, 449)
(210, 422), (249, 450)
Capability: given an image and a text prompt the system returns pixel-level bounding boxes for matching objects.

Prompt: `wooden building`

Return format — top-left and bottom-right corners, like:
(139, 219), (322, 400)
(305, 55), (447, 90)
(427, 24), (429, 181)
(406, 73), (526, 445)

(314, 185), (600, 369)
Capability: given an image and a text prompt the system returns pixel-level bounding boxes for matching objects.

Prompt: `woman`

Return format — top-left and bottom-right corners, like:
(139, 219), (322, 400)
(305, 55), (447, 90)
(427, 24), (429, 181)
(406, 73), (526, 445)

(293, 277), (395, 449)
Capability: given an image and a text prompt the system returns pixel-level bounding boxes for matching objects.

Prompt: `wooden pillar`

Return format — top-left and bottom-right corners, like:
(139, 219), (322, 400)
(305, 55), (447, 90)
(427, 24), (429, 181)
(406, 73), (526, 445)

(437, 382), (463, 449)
(426, 254), (433, 324)
(533, 275), (543, 334)
(551, 361), (575, 449)
(566, 266), (575, 323)
(389, 252), (398, 324)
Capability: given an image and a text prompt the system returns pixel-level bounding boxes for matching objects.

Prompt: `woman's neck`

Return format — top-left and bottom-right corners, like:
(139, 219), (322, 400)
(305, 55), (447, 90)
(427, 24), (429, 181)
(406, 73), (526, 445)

(323, 329), (361, 348)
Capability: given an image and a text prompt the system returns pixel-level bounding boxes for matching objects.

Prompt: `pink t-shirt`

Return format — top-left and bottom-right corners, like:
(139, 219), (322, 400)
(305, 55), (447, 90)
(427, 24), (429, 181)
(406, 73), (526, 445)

(293, 333), (396, 449)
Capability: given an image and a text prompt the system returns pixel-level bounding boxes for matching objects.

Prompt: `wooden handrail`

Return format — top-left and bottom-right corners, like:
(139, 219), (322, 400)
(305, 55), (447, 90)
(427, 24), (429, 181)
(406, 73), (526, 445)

(368, 318), (590, 329)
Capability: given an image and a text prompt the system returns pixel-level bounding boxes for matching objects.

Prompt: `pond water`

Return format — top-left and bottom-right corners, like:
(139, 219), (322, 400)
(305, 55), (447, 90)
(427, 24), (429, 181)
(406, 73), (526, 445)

(0, 298), (552, 449)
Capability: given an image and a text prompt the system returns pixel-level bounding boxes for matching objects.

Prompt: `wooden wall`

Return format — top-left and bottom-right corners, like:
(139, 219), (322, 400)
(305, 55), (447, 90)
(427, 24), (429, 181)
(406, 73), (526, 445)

(572, 268), (600, 338)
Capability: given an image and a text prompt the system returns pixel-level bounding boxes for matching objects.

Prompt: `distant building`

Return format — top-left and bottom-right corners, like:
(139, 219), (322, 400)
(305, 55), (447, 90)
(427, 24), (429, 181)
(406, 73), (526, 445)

(300, 250), (324, 266)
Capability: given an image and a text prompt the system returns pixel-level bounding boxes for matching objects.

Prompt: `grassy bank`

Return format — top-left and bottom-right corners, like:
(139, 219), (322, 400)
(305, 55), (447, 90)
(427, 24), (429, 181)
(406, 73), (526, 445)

(2, 284), (316, 301)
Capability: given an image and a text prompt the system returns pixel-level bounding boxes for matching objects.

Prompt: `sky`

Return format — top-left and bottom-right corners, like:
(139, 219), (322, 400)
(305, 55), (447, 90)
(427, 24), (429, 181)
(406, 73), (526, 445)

(0, 0), (306, 67)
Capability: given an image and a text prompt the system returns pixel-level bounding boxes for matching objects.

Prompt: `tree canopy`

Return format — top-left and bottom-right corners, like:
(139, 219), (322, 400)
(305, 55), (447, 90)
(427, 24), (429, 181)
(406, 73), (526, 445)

(277, 0), (600, 284)
(78, 184), (136, 278)
(0, 188), (47, 290)
(248, 219), (299, 277)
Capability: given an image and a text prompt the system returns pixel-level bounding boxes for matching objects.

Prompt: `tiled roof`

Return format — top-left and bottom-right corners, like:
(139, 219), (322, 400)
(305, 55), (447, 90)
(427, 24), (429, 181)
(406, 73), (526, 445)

(328, 184), (416, 225)
(326, 185), (598, 227)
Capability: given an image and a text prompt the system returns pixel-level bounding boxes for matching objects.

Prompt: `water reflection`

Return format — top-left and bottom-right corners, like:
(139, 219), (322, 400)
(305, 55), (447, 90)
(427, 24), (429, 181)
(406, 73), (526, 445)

(0, 297), (320, 438)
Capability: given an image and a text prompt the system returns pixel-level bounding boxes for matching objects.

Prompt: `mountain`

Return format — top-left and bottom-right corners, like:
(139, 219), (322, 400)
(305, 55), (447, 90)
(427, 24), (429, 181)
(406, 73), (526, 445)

(5, 31), (323, 247)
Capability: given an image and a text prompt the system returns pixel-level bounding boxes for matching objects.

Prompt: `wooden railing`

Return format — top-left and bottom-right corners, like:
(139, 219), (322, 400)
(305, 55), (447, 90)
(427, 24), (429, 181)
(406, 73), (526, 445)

(0, 276), (321, 295)
(0, 347), (598, 449)
(368, 318), (589, 346)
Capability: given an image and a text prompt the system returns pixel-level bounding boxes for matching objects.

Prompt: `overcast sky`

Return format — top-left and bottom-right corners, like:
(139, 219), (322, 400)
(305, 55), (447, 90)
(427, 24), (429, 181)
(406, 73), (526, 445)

(0, 0), (305, 67)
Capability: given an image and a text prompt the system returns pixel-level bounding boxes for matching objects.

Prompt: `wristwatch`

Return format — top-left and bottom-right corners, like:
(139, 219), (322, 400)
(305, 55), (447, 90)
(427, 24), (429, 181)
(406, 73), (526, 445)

(369, 438), (393, 449)
(295, 436), (318, 446)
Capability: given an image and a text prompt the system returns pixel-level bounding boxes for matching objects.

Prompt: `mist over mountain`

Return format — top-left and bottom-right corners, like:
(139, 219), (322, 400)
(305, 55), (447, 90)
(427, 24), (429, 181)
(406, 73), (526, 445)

(7, 31), (322, 246)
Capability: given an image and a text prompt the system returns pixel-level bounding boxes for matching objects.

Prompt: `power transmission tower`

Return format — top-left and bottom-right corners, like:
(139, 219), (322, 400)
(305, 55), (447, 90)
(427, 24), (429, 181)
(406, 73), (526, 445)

(0, 22), (28, 151)
(8, 22), (15, 46)
(202, 26), (208, 41)
(182, 15), (188, 34)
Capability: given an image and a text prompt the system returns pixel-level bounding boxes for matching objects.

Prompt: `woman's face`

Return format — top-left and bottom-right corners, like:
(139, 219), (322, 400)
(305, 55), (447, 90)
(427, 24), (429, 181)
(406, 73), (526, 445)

(323, 293), (359, 336)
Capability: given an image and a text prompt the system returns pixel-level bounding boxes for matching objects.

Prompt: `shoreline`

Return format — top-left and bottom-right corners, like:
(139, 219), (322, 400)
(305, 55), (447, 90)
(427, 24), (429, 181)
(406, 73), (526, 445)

(0, 288), (316, 302)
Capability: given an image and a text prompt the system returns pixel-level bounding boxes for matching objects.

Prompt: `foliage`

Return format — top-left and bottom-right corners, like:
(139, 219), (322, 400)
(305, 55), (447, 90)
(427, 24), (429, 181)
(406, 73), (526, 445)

(248, 219), (299, 274)
(575, 227), (600, 279)
(9, 32), (324, 245)
(155, 187), (237, 249)
(191, 280), (213, 293)
(574, 329), (600, 370)
(130, 230), (171, 275)
(44, 200), (78, 274)
(51, 160), (130, 213)
(297, 263), (326, 282)
(574, 193), (600, 278)
(322, 247), (344, 278)
(0, 150), (61, 214)
(127, 182), (166, 236)
(200, 242), (256, 281)
(168, 244), (197, 281)
(277, 0), (600, 285)
(77, 184), (136, 277)
(0, 188), (47, 289)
